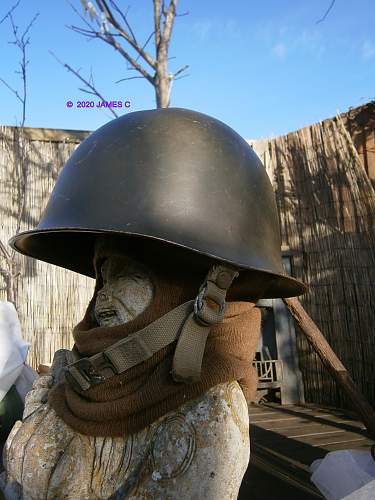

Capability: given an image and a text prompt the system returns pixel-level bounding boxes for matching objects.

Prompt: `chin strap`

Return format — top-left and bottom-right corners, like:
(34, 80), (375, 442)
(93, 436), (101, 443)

(171, 264), (239, 383)
(65, 264), (239, 391)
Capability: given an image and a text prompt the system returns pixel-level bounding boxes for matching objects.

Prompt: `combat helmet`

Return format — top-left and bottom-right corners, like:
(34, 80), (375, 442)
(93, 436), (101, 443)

(9, 107), (307, 299)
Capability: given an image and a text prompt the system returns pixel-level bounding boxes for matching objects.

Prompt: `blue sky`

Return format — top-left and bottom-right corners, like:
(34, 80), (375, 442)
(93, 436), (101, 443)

(0, 0), (374, 139)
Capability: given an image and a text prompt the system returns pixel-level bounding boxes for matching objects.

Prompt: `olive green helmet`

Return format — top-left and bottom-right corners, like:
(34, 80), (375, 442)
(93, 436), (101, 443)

(10, 108), (307, 298)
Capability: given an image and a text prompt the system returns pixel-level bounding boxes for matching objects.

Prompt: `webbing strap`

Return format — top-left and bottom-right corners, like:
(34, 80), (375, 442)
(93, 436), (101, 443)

(171, 264), (239, 383)
(170, 312), (210, 383)
(65, 300), (194, 391)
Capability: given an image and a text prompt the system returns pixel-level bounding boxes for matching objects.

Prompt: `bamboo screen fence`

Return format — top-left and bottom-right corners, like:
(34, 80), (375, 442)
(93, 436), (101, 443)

(1, 110), (374, 409)
(0, 126), (94, 367)
(251, 115), (375, 408)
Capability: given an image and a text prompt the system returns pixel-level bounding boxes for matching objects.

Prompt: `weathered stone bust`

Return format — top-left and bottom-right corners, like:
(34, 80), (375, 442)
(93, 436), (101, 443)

(0, 238), (257, 499)
(3, 108), (306, 499)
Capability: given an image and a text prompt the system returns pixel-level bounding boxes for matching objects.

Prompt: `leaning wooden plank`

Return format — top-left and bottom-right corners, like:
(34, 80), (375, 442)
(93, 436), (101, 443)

(284, 297), (375, 439)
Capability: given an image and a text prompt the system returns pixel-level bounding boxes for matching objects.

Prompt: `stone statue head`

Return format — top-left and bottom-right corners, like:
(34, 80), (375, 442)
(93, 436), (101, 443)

(94, 237), (154, 327)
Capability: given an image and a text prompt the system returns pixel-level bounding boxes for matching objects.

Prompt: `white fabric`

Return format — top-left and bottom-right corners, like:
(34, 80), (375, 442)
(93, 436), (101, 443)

(0, 301), (30, 402)
(15, 364), (38, 401)
(311, 450), (375, 500)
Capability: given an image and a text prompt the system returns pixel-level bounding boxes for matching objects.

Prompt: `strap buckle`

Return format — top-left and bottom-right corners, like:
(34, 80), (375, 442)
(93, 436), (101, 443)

(172, 264), (239, 384)
(193, 265), (239, 326)
(65, 356), (115, 392)
(194, 282), (226, 326)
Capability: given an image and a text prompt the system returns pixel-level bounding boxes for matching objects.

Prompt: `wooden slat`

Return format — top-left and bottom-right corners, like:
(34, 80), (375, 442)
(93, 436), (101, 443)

(270, 424), (365, 439)
(22, 126), (90, 143)
(292, 430), (368, 447)
(248, 403), (374, 484)
(252, 417), (366, 434)
(323, 439), (374, 451)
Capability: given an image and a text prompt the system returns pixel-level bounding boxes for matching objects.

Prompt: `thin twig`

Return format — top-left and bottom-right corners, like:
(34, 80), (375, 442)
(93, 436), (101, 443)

(172, 64), (188, 79)
(0, 0), (21, 26)
(316, 0), (336, 24)
(115, 75), (145, 83)
(0, 78), (23, 103)
(96, 0), (157, 69)
(134, 30), (155, 64)
(109, 0), (138, 43)
(49, 50), (119, 118)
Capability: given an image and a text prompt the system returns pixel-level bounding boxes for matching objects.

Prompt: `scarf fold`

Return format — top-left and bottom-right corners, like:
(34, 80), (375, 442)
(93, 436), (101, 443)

(48, 269), (261, 437)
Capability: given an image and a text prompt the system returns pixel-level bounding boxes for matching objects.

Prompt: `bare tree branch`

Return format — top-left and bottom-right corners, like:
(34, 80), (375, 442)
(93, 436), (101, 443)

(66, 0), (96, 32)
(100, 31), (155, 83)
(154, 0), (161, 49)
(19, 11), (39, 40)
(0, 78), (23, 104)
(69, 25), (98, 38)
(0, 11), (39, 125)
(174, 73), (189, 81)
(172, 64), (188, 79)
(0, 1), (38, 304)
(134, 30), (155, 64)
(161, 0), (177, 48)
(109, 1), (137, 43)
(316, 0), (336, 24)
(95, 0), (157, 69)
(67, 0), (187, 109)
(78, 87), (98, 96)
(115, 75), (145, 84)
(49, 50), (119, 118)
(67, 21), (154, 83)
(0, 0), (21, 26)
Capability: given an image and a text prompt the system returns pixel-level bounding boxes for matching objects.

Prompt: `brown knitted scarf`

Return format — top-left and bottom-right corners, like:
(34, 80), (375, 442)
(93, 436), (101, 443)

(49, 267), (262, 437)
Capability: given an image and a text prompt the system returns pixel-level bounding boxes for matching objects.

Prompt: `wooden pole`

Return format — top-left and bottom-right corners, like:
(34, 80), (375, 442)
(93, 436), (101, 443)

(283, 297), (375, 439)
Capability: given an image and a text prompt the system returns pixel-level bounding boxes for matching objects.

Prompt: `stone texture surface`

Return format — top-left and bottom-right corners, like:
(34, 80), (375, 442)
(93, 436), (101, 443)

(1, 378), (249, 499)
(0, 251), (250, 499)
(94, 255), (154, 327)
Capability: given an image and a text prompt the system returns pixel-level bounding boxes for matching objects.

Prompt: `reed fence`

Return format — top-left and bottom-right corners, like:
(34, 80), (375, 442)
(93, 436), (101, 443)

(251, 114), (375, 408)
(0, 126), (94, 367)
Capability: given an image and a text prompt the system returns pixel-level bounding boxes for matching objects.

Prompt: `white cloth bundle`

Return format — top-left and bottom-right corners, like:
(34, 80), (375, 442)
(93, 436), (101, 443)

(311, 449), (375, 499)
(0, 301), (35, 402)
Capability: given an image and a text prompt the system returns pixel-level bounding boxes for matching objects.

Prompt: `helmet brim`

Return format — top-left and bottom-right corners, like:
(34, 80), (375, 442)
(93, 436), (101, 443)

(10, 228), (308, 299)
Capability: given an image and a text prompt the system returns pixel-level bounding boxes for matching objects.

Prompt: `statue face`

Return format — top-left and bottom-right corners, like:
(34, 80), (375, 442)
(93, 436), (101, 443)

(94, 255), (154, 327)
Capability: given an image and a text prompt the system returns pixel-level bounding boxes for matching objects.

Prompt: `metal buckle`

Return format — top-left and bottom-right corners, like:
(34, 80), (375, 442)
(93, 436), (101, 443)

(194, 283), (226, 326)
(65, 357), (107, 391)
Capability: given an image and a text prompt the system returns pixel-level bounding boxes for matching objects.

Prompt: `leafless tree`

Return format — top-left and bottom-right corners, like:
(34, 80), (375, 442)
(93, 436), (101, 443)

(59, 0), (188, 109)
(0, 1), (39, 305)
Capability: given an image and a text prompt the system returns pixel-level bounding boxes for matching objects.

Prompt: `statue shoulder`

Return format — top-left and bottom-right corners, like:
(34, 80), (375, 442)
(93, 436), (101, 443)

(130, 382), (250, 499)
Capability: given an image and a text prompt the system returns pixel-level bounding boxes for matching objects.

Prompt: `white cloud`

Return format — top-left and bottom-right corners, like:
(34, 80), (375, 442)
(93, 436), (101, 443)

(192, 19), (240, 42)
(192, 21), (213, 41)
(257, 21), (326, 60)
(362, 40), (375, 60)
(272, 42), (287, 59)
(297, 30), (326, 58)
(223, 19), (240, 39)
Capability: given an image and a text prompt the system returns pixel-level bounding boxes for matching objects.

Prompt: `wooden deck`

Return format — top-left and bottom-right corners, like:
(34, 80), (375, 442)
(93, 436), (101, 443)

(239, 402), (375, 499)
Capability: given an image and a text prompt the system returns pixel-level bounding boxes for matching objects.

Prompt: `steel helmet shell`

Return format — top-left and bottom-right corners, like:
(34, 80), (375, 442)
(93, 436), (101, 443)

(9, 108), (307, 298)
